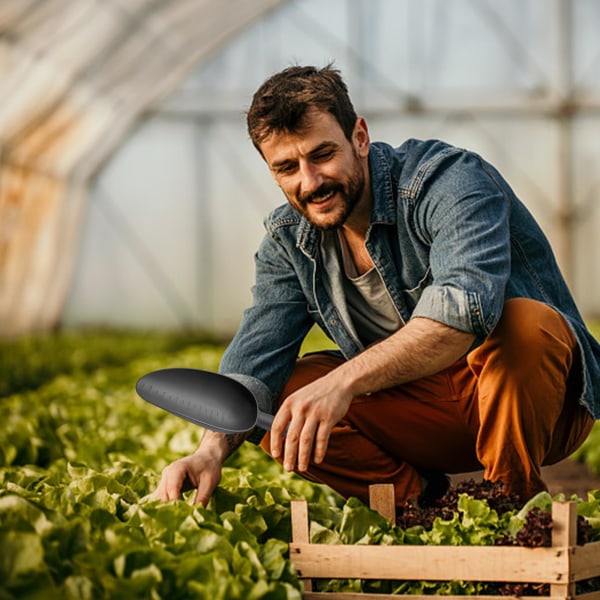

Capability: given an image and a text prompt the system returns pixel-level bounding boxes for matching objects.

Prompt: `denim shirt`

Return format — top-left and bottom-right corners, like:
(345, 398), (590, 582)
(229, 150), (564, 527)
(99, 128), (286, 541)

(220, 139), (600, 443)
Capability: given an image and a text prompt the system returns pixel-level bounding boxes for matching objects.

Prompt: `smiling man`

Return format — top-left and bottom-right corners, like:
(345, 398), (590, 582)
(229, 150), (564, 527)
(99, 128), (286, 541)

(156, 64), (600, 508)
(261, 108), (369, 232)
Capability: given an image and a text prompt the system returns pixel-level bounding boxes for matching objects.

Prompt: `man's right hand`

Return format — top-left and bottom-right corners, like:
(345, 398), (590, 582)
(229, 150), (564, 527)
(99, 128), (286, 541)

(155, 451), (222, 506)
(154, 430), (248, 506)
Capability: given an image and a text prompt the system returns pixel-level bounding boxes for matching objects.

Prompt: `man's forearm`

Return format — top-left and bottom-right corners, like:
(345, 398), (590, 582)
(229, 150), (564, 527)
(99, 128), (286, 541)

(197, 429), (250, 462)
(334, 316), (475, 397)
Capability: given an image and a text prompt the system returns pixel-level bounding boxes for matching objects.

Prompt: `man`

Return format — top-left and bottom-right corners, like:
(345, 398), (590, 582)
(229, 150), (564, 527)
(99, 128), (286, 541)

(156, 65), (600, 507)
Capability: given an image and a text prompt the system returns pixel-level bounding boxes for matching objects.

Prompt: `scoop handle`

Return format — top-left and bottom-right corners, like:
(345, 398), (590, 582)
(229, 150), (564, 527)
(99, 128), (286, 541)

(255, 409), (274, 431)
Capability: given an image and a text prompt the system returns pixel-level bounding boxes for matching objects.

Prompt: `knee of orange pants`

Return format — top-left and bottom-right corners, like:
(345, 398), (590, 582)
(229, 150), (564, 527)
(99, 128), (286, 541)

(466, 297), (591, 497)
(467, 298), (579, 420)
(468, 298), (577, 383)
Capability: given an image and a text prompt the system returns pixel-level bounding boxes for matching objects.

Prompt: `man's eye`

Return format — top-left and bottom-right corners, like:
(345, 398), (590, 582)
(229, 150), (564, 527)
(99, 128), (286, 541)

(276, 163), (296, 175)
(314, 151), (333, 161)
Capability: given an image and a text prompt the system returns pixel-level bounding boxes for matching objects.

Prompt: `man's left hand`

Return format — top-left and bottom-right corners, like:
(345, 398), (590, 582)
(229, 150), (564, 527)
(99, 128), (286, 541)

(269, 373), (353, 472)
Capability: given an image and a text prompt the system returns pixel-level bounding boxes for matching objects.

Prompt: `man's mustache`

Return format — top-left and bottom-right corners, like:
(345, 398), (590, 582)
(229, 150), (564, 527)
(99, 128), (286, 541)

(298, 183), (344, 206)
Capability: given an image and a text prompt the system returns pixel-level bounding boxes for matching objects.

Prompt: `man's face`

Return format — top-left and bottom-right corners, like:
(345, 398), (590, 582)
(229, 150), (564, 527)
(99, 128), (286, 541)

(259, 110), (370, 230)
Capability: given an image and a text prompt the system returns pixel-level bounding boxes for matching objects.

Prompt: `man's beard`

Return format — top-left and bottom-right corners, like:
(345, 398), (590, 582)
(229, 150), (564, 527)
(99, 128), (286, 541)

(296, 163), (365, 231)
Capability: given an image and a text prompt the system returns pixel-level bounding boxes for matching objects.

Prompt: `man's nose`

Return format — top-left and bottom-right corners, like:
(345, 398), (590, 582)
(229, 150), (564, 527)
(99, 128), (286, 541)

(299, 162), (322, 196)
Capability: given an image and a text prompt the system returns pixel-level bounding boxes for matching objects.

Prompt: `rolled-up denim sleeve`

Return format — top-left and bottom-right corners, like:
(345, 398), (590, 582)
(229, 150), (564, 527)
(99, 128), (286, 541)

(410, 150), (512, 337)
(412, 284), (486, 334)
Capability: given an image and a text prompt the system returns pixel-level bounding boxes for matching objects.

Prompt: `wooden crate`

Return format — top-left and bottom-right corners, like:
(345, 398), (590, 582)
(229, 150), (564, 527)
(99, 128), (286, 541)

(289, 484), (600, 600)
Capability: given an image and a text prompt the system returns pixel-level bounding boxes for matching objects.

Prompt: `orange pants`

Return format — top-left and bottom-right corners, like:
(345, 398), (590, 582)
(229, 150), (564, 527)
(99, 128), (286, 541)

(260, 298), (594, 504)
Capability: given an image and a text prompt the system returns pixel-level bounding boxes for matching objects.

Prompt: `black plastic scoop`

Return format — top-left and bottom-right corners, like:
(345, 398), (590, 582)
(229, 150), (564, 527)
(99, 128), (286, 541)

(136, 368), (274, 433)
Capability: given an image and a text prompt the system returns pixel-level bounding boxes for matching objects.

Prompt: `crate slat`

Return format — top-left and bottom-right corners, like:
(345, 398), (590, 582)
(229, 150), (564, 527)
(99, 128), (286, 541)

(574, 592), (600, 600)
(302, 594), (557, 600)
(572, 541), (600, 580)
(290, 542), (568, 583)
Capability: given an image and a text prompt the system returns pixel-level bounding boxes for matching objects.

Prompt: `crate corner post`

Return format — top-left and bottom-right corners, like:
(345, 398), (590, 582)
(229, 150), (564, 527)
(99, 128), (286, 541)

(290, 499), (313, 593)
(550, 500), (578, 599)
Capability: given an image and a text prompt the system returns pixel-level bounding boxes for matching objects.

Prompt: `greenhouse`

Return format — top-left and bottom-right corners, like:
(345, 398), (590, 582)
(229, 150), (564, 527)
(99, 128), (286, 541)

(2, 1), (600, 598)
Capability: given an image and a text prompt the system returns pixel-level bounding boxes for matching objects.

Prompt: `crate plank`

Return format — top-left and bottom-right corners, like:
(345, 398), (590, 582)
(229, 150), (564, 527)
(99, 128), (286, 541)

(574, 592), (600, 600)
(303, 594), (551, 600)
(572, 541), (600, 580)
(290, 542), (568, 583)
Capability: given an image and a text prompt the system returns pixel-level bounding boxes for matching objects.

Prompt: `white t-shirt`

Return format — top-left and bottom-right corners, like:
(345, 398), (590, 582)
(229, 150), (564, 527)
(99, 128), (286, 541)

(334, 231), (403, 347)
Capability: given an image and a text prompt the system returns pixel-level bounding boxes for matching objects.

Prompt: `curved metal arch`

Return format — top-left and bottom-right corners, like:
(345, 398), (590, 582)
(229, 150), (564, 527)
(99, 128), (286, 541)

(0, 0), (288, 336)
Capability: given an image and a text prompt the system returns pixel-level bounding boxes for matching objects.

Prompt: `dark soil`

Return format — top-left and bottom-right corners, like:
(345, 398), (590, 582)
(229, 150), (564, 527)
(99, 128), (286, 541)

(451, 458), (600, 499)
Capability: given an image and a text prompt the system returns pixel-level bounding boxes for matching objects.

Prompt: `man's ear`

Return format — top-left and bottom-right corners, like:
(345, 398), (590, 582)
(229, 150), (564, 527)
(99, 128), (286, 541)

(353, 116), (370, 158)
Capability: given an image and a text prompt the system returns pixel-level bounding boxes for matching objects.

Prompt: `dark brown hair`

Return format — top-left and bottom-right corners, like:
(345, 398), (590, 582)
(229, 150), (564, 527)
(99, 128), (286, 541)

(247, 64), (358, 151)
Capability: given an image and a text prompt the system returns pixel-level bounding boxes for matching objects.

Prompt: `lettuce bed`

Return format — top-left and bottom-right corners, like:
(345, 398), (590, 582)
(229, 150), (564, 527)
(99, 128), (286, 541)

(1, 330), (600, 599)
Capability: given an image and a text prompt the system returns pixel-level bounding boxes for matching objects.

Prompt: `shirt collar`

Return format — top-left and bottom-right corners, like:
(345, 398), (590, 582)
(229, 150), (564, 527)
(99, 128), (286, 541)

(367, 142), (397, 227)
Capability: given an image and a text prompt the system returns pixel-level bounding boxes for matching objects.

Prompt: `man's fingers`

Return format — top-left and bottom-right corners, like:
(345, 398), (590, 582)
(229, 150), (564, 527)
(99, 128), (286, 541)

(281, 415), (305, 472)
(313, 422), (331, 465)
(155, 480), (167, 502)
(164, 471), (185, 501)
(271, 398), (337, 472)
(155, 474), (170, 502)
(270, 407), (291, 459)
(297, 419), (319, 471)
(154, 453), (223, 506)
(271, 383), (347, 472)
(193, 489), (208, 507)
(193, 472), (219, 506)
(155, 477), (178, 502)
(156, 463), (190, 501)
